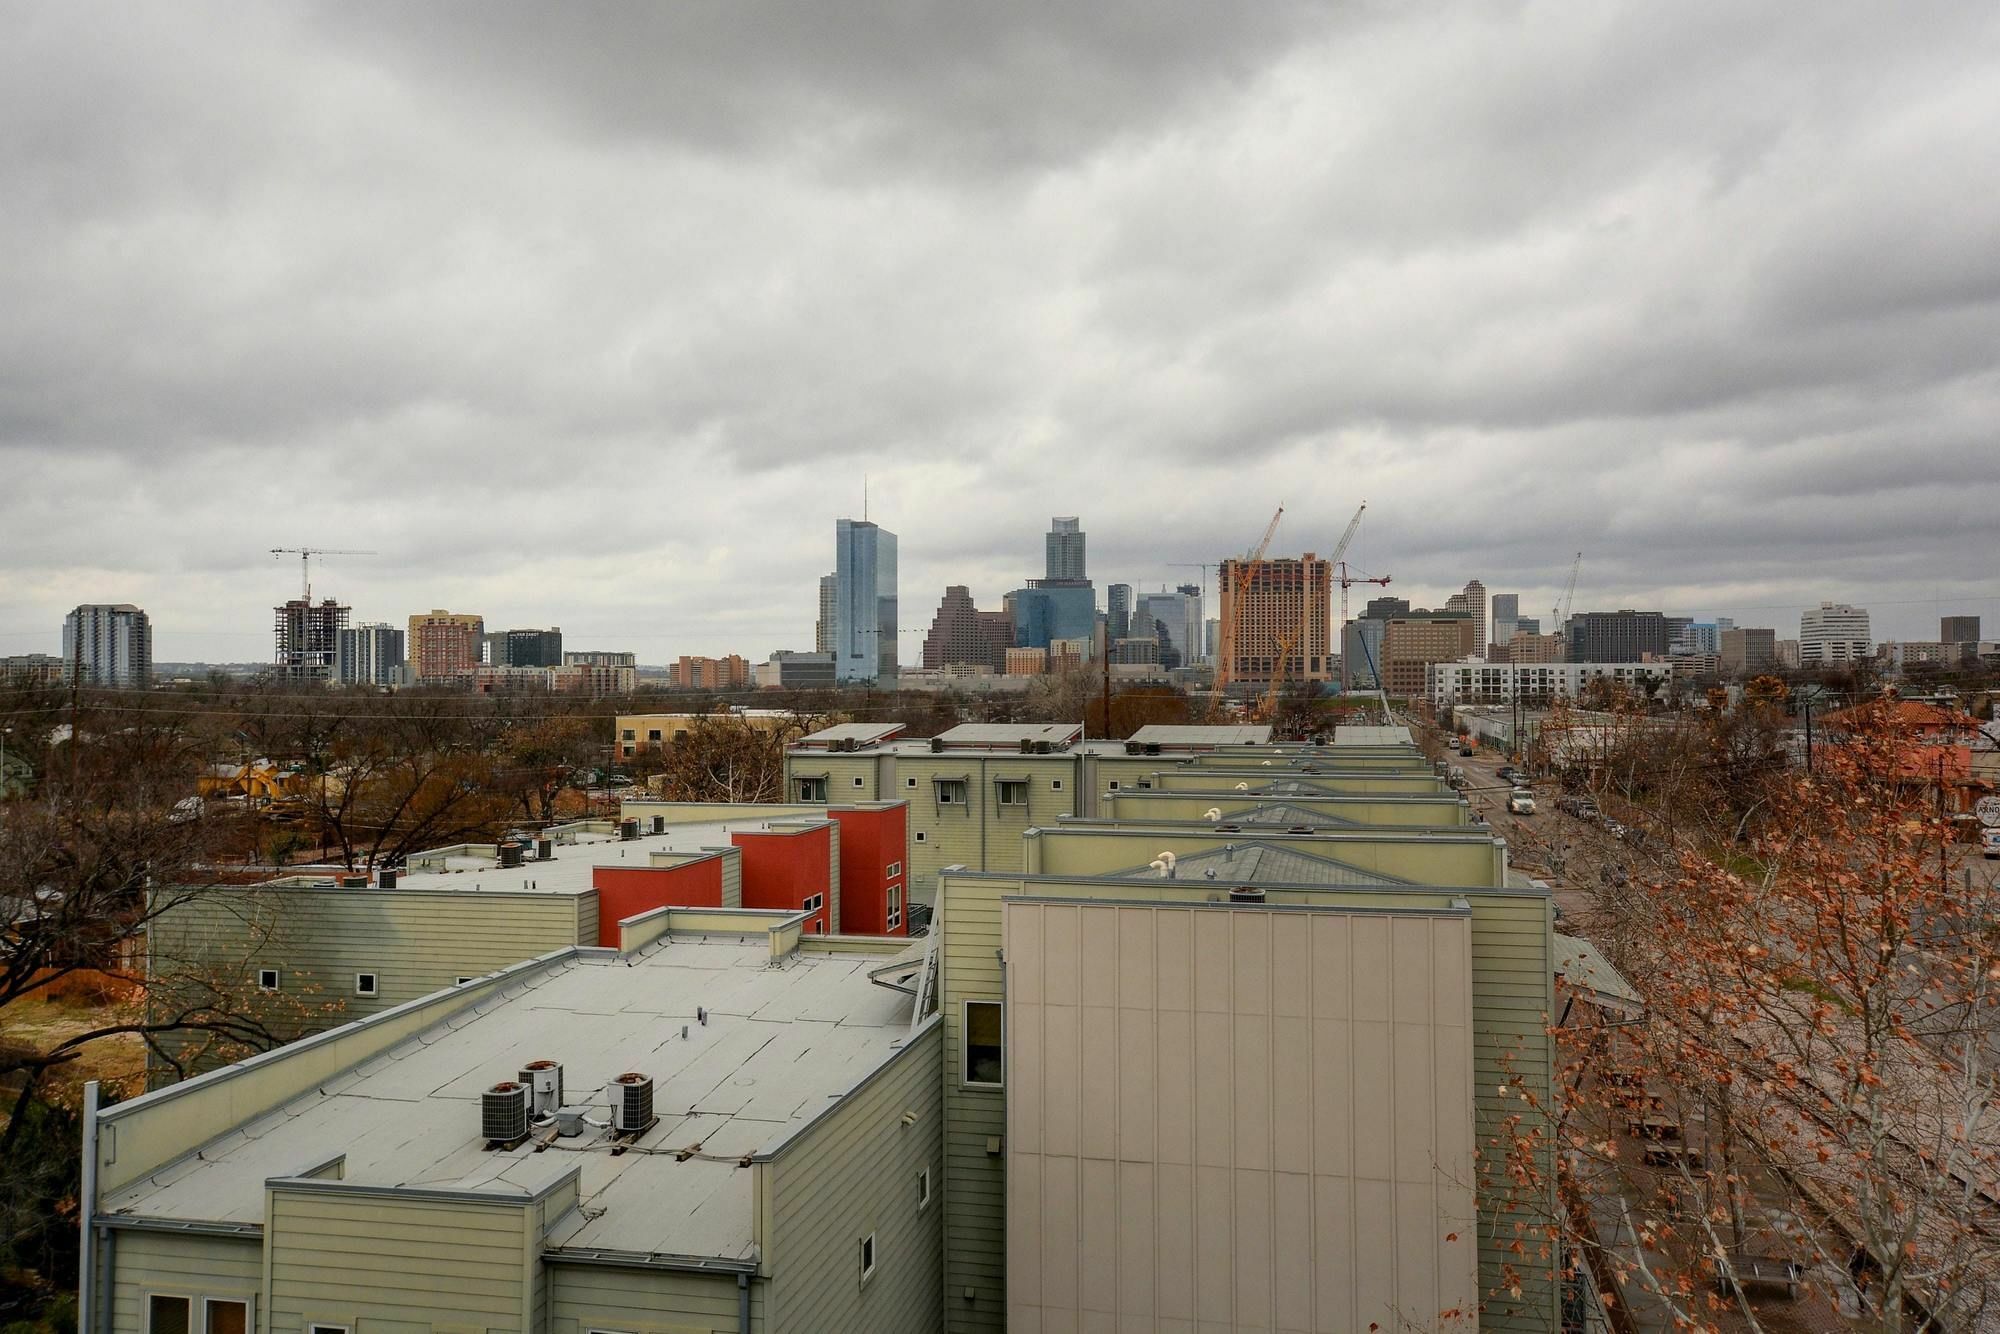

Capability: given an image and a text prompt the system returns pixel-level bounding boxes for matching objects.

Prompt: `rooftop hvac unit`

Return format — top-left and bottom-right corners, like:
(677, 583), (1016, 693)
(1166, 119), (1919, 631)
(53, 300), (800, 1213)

(612, 1072), (655, 1134)
(377, 868), (398, 889)
(1034, 741), (1055, 754)
(536, 837), (554, 860)
(1229, 886), (1267, 904)
(482, 1082), (531, 1143)
(1124, 740), (1143, 755)
(1144, 742), (1161, 756)
(619, 819), (639, 841)
(930, 737), (946, 753)
(1020, 738), (1036, 754)
(498, 841), (524, 869)
(518, 1059), (564, 1116)
(651, 815), (666, 834)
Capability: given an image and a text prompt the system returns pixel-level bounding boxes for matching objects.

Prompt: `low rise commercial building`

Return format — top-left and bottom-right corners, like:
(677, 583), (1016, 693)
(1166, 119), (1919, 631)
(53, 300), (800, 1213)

(615, 708), (799, 760)
(85, 910), (942, 1334)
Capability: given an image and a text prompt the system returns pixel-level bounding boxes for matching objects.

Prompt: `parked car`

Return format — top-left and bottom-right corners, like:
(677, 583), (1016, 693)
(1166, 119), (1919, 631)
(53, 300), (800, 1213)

(1507, 790), (1536, 816)
(1458, 746), (1474, 758)
(1495, 766), (1516, 781)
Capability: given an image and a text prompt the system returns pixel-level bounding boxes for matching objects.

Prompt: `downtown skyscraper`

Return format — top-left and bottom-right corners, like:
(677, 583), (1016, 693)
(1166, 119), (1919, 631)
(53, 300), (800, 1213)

(833, 519), (898, 685)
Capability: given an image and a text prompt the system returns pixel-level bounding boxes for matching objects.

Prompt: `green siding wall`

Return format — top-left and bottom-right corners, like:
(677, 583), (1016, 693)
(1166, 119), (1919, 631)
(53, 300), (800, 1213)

(147, 887), (595, 1078)
(762, 1020), (944, 1334)
(936, 875), (1016, 1333)
(107, 1230), (262, 1334)
(263, 1188), (533, 1332)
(548, 1263), (758, 1333)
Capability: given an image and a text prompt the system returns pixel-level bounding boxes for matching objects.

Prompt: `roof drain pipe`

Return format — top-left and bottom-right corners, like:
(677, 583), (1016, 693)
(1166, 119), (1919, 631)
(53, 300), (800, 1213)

(738, 1271), (752, 1332)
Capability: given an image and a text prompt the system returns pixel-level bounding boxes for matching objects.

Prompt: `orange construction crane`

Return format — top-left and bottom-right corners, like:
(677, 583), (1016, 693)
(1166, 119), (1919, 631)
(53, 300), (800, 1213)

(1215, 506), (1283, 694)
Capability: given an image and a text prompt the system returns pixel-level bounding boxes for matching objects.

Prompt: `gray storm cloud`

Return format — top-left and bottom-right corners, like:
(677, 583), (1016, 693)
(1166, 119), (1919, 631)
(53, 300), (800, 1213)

(2, 1), (1996, 660)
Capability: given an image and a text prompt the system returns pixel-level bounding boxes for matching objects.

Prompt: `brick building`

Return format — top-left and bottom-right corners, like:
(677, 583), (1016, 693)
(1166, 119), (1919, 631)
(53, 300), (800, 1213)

(1217, 553), (1333, 688)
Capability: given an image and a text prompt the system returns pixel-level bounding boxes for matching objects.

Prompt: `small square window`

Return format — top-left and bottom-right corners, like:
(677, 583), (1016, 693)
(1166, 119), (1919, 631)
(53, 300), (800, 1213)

(1138, 779), (1152, 789)
(355, 973), (378, 997)
(620, 730), (635, 741)
(915, 831), (927, 844)
(648, 729), (663, 741)
(853, 775), (865, 787)
(1108, 780), (1120, 790)
(148, 1295), (191, 1334)
(1051, 778), (1063, 791)
(917, 1166), (931, 1210)
(906, 776), (918, 788)
(257, 969), (279, 992)
(860, 1232), (877, 1282)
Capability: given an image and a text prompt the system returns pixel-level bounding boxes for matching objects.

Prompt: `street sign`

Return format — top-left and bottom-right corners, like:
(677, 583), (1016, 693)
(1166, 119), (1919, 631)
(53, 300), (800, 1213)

(1977, 795), (2000, 828)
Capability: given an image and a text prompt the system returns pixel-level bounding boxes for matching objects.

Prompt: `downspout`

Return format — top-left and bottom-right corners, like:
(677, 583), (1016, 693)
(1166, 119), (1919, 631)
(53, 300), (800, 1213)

(77, 1081), (97, 1332)
(96, 1230), (115, 1334)
(738, 1270), (752, 1332)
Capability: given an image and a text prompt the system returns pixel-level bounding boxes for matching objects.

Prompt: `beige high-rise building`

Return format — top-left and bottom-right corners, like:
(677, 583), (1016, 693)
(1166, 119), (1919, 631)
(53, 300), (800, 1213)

(1501, 632), (1568, 664)
(1443, 579), (1488, 658)
(407, 609), (484, 683)
(1379, 613), (1476, 696)
(1719, 627), (1777, 676)
(1217, 554), (1333, 689)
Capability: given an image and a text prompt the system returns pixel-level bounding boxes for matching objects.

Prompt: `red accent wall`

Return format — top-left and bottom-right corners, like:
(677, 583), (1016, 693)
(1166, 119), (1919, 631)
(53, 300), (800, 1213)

(590, 859), (723, 947)
(828, 804), (909, 937)
(733, 823), (835, 936)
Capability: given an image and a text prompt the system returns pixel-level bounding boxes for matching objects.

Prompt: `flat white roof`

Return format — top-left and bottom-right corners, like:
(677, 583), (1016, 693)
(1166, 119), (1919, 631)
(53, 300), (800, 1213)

(103, 935), (918, 1262)
(1126, 725), (1274, 747)
(1333, 725), (1415, 746)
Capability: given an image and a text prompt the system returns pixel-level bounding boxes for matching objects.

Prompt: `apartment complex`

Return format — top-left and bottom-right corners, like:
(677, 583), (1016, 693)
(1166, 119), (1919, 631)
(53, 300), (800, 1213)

(1799, 601), (1871, 666)
(615, 709), (797, 759)
(671, 653), (752, 688)
(333, 621), (404, 686)
(1217, 554), (1333, 687)
(1564, 609), (1671, 663)
(1429, 658), (1672, 705)
(87, 910), (943, 1334)
(273, 598), (348, 682)
(408, 609), (485, 683)
(62, 603), (152, 686)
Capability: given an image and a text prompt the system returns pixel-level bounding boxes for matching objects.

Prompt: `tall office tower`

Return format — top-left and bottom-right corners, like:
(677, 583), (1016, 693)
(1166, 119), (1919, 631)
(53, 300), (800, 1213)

(1107, 583), (1133, 641)
(921, 586), (1014, 671)
(1942, 615), (1981, 647)
(62, 604), (153, 687)
(1204, 617), (1220, 664)
(1718, 627), (1776, 676)
(1045, 516), (1086, 582)
(274, 599), (349, 683)
(1490, 593), (1520, 650)
(1132, 587), (1204, 671)
(500, 628), (563, 668)
(834, 519), (898, 684)
(335, 623), (405, 686)
(1217, 554), (1333, 688)
(408, 610), (485, 683)
(1799, 602), (1871, 667)
(815, 573), (838, 654)
(1441, 580), (1488, 658)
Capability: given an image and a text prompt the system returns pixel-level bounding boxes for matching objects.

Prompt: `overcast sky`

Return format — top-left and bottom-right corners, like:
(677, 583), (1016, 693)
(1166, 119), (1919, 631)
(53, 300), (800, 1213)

(4, 2), (1997, 664)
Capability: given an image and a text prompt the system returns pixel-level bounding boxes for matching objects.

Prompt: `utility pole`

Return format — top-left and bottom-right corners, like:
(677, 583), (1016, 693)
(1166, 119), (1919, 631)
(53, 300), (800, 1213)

(1803, 696), (1814, 773)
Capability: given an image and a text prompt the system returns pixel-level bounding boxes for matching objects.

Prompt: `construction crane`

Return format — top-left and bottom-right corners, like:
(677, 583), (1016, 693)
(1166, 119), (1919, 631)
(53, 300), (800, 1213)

(1328, 502), (1393, 629)
(1553, 551), (1582, 639)
(271, 547), (377, 603)
(1214, 506), (1283, 699)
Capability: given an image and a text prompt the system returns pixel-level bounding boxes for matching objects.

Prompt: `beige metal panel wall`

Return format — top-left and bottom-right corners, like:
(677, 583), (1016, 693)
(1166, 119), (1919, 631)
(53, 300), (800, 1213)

(785, 753), (884, 802)
(1003, 900), (1478, 1332)
(936, 872), (1017, 1332)
(262, 1186), (533, 1332)
(547, 1262), (758, 1333)
(1030, 827), (1503, 887)
(573, 890), (599, 949)
(719, 842), (744, 907)
(761, 1020), (944, 1334)
(938, 872), (1560, 1332)
(107, 1230), (262, 1334)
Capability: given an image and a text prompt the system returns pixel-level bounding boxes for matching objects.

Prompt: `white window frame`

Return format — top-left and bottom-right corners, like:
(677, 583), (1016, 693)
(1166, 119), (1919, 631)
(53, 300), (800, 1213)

(917, 1166), (932, 1210)
(803, 892), (824, 913)
(906, 776), (918, 788)
(306, 1326), (350, 1334)
(935, 779), (967, 805)
(798, 777), (828, 802)
(914, 831), (927, 844)
(201, 1297), (253, 1334)
(256, 969), (279, 992)
(887, 884), (903, 930)
(354, 973), (378, 997)
(860, 1231), (878, 1283)
(145, 1293), (192, 1334)
(852, 774), (865, 787)
(886, 861), (901, 878)
(1107, 780), (1120, 790)
(961, 999), (1004, 1088)
(1051, 778), (1063, 791)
